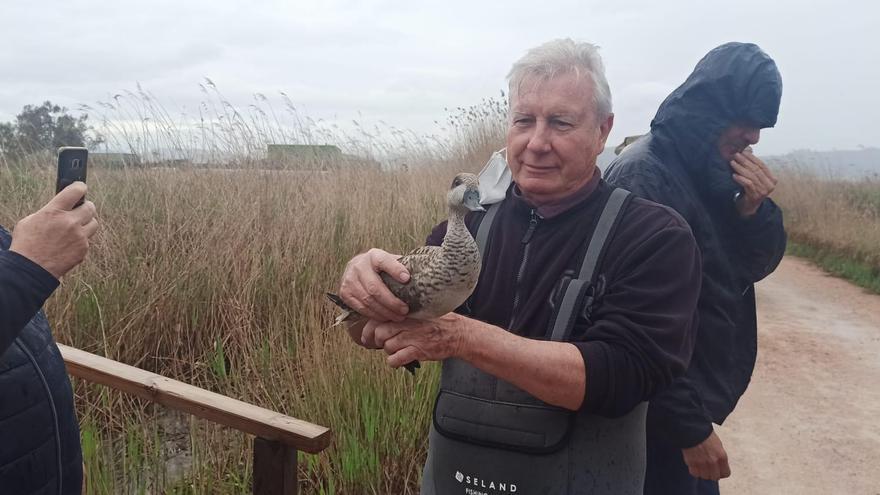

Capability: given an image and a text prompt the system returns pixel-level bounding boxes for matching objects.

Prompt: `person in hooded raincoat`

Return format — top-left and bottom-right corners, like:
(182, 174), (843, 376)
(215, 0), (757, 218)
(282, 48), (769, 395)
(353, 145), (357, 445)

(605, 42), (786, 494)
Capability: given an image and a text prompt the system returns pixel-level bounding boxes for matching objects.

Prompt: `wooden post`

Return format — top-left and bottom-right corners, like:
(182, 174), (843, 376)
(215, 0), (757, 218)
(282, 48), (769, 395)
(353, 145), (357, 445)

(253, 437), (299, 495)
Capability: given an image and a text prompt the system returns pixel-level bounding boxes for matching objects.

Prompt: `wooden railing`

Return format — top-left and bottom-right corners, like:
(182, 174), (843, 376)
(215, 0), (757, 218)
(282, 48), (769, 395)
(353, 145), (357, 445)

(59, 344), (333, 495)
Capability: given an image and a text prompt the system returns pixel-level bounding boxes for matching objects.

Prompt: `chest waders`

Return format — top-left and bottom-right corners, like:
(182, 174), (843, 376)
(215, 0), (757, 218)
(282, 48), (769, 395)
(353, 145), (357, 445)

(421, 188), (648, 495)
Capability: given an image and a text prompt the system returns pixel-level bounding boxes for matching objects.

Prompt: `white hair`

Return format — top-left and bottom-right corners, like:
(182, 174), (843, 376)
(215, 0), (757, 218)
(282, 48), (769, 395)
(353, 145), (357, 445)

(507, 38), (612, 121)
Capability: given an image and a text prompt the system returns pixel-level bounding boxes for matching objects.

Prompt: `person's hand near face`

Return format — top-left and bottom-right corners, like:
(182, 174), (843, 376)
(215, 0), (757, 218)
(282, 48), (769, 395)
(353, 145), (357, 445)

(730, 148), (778, 217)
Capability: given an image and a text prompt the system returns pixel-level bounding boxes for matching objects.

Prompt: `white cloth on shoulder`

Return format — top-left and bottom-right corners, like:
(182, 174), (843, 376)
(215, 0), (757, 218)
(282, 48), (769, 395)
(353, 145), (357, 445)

(477, 148), (512, 205)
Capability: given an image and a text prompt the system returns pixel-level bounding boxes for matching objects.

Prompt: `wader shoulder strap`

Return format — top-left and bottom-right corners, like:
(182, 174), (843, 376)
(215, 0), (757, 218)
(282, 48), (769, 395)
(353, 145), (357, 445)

(549, 188), (632, 342)
(459, 201), (501, 316)
(474, 201), (501, 257)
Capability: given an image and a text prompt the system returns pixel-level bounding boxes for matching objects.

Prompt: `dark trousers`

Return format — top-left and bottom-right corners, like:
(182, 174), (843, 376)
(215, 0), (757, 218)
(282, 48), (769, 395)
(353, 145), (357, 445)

(644, 433), (720, 495)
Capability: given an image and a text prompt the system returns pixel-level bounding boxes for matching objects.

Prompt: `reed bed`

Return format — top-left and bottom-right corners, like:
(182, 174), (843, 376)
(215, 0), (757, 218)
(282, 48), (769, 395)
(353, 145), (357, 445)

(773, 167), (880, 292)
(0, 87), (506, 494)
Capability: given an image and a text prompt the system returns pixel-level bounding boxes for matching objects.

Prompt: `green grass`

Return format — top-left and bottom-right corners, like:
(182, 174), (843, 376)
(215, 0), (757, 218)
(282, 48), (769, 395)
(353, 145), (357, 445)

(787, 242), (880, 294)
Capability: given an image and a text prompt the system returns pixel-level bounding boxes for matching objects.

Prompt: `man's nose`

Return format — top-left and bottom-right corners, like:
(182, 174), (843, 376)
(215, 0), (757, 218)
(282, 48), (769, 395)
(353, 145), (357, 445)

(526, 122), (552, 153)
(743, 127), (761, 145)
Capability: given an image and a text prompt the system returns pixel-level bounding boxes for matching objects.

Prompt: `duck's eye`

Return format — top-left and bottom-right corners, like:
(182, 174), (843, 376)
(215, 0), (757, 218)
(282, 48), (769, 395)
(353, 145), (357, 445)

(451, 177), (462, 188)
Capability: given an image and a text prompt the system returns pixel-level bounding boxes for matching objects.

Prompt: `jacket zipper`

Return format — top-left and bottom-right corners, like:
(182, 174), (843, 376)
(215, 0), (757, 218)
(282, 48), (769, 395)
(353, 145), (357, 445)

(508, 209), (539, 329)
(16, 339), (63, 495)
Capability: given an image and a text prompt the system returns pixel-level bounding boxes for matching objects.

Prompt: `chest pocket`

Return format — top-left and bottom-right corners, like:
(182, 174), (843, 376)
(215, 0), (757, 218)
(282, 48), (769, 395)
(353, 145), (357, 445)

(549, 272), (608, 331)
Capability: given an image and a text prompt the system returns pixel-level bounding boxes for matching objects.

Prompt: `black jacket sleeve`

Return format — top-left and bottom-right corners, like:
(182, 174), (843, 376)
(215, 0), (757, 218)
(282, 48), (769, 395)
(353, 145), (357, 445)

(605, 169), (717, 441)
(0, 249), (59, 355)
(728, 198), (786, 283)
(646, 375), (715, 448)
(573, 210), (701, 418)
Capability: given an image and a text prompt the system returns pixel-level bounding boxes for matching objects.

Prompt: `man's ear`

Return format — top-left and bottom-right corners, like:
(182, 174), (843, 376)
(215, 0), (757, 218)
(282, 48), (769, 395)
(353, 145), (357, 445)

(598, 113), (614, 149)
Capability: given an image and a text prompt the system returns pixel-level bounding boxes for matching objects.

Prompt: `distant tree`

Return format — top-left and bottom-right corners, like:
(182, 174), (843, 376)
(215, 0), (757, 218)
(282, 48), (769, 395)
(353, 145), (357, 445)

(0, 122), (15, 155)
(0, 101), (100, 160)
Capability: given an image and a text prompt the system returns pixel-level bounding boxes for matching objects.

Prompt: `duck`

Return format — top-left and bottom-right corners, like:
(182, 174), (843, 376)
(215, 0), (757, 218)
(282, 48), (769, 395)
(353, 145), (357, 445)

(327, 173), (485, 370)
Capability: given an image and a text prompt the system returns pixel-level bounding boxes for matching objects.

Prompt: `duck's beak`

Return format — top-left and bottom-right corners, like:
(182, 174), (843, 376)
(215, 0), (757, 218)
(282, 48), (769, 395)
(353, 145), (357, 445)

(464, 189), (485, 212)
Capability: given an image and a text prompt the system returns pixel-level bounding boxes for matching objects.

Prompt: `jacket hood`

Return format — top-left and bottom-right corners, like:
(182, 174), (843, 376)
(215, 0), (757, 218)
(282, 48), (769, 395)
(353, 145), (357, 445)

(651, 42), (782, 201)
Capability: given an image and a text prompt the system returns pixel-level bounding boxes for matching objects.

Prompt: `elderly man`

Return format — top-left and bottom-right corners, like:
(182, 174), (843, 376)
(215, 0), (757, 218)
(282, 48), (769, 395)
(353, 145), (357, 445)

(1, 182), (97, 495)
(338, 39), (701, 494)
(605, 43), (786, 494)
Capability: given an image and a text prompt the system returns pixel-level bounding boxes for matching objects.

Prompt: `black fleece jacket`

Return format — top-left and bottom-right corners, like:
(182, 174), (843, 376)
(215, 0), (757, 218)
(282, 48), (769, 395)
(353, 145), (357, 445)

(605, 42), (786, 447)
(427, 179), (701, 418)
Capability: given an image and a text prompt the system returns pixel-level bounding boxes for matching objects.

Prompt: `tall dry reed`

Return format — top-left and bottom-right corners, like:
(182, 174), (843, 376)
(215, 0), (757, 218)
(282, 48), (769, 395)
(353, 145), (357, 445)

(774, 167), (880, 275)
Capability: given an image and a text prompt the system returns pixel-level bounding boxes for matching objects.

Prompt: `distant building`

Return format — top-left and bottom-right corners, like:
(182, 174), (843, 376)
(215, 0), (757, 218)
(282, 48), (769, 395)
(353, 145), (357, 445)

(266, 144), (379, 171)
(267, 144), (342, 170)
(90, 152), (141, 168)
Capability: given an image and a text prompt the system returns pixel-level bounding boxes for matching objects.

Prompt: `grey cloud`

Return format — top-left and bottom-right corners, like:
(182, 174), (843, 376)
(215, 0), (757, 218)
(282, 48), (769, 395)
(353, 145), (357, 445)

(1, 0), (877, 155)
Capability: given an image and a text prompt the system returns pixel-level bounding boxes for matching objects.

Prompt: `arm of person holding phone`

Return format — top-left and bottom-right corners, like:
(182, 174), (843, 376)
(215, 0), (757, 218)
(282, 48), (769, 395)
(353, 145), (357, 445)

(1, 182), (98, 355)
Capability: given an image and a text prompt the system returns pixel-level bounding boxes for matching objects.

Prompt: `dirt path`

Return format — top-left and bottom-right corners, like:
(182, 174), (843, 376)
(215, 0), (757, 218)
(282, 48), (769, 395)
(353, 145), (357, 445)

(717, 256), (880, 494)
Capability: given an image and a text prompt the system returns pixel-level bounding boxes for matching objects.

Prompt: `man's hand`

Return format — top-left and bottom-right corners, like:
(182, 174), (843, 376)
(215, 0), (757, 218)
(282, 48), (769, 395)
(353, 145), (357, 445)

(681, 430), (731, 481)
(10, 182), (98, 280)
(363, 313), (466, 367)
(338, 248), (410, 322)
(730, 149), (778, 217)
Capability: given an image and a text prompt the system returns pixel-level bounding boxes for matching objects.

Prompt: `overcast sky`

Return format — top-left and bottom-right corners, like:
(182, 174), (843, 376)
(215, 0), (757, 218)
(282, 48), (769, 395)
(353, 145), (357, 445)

(1, 0), (876, 155)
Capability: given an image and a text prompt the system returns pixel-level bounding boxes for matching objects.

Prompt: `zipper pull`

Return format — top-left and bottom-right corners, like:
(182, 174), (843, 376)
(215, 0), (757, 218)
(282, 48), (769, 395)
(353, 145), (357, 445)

(522, 209), (539, 244)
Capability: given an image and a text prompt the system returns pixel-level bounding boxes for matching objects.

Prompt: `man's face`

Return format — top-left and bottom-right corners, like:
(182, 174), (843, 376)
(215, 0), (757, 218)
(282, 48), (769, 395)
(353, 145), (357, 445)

(506, 72), (613, 206)
(717, 123), (761, 161)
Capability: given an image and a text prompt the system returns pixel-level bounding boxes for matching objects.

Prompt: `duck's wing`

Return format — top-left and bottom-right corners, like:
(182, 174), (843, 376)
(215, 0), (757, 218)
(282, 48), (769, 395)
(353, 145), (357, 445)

(398, 245), (441, 274)
(380, 245), (442, 316)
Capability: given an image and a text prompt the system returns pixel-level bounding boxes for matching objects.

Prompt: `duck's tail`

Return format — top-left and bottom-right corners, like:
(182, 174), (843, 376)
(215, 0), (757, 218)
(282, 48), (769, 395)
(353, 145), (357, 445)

(325, 293), (358, 326)
(326, 293), (418, 375)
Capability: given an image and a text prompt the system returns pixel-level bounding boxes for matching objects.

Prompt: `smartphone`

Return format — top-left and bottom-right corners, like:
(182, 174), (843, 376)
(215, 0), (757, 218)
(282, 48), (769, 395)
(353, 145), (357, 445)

(56, 147), (88, 206)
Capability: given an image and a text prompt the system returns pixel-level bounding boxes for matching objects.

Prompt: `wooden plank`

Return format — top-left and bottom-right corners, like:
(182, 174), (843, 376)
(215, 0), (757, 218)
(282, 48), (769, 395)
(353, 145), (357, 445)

(253, 437), (298, 495)
(58, 344), (332, 454)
